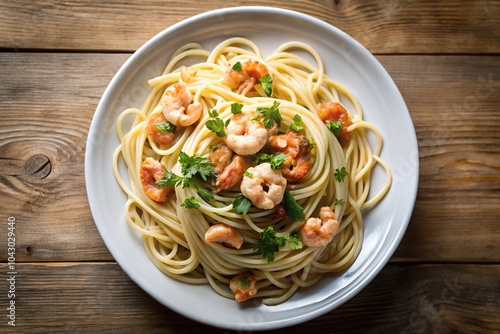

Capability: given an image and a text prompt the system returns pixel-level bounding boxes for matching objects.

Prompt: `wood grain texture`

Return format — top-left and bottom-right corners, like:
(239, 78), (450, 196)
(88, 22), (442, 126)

(0, 263), (498, 333)
(0, 53), (499, 263)
(0, 53), (129, 262)
(0, 0), (498, 54)
(378, 55), (500, 262)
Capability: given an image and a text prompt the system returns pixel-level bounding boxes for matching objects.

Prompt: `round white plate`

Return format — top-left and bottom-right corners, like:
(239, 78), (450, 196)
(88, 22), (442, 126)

(85, 6), (418, 331)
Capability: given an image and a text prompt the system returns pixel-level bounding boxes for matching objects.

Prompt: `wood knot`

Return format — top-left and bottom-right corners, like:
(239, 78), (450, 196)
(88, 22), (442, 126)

(25, 154), (51, 179)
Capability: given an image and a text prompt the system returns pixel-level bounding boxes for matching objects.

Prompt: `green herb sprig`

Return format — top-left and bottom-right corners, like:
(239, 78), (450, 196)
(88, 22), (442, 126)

(254, 226), (303, 262)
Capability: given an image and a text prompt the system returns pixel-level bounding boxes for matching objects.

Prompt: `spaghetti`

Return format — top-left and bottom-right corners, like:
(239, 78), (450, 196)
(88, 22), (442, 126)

(113, 37), (391, 305)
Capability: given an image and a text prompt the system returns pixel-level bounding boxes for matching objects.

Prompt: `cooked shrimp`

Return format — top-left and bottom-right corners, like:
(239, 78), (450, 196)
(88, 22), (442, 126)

(209, 144), (247, 192)
(267, 131), (312, 182)
(146, 112), (176, 147)
(316, 102), (353, 147)
(209, 143), (234, 174)
(204, 223), (244, 249)
(139, 157), (172, 202)
(299, 206), (339, 247)
(224, 59), (269, 96)
(240, 163), (287, 210)
(161, 81), (202, 127)
(230, 272), (258, 302)
(225, 112), (269, 156)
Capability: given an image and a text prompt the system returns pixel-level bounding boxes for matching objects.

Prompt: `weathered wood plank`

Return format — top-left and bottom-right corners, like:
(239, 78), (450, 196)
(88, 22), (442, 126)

(0, 53), (129, 262)
(0, 53), (499, 263)
(379, 55), (500, 262)
(0, 0), (498, 54)
(0, 263), (498, 333)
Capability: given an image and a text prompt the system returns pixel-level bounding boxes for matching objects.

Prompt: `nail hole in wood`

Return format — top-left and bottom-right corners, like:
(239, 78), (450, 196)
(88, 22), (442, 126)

(25, 154), (51, 179)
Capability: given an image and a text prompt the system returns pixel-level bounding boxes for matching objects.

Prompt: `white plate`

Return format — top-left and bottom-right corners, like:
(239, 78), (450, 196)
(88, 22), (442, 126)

(85, 6), (418, 331)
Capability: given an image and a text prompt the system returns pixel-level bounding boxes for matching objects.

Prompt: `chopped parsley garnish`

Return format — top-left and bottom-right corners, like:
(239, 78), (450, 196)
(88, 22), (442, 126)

(282, 190), (305, 222)
(181, 196), (200, 209)
(154, 122), (176, 132)
(179, 151), (214, 182)
(155, 171), (185, 188)
(289, 114), (304, 132)
(208, 109), (219, 118)
(254, 226), (284, 262)
(252, 152), (288, 169)
(244, 171), (253, 177)
(254, 226), (303, 263)
(232, 61), (242, 72)
(308, 138), (317, 148)
(327, 120), (342, 133)
(260, 74), (273, 97)
(206, 109), (229, 138)
(286, 231), (303, 250)
(334, 167), (348, 183)
(232, 194), (252, 215)
(156, 152), (215, 202)
(237, 274), (251, 289)
(256, 101), (282, 129)
(231, 103), (244, 114)
(334, 198), (345, 206)
(196, 187), (214, 203)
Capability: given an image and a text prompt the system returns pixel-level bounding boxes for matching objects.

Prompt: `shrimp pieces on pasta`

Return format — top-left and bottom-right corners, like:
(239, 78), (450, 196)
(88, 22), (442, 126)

(267, 131), (312, 182)
(225, 59), (269, 96)
(146, 112), (176, 148)
(139, 157), (171, 202)
(230, 272), (258, 302)
(299, 206), (339, 247)
(209, 143), (247, 192)
(204, 223), (244, 249)
(225, 112), (269, 156)
(316, 102), (352, 147)
(240, 163), (287, 210)
(161, 81), (202, 127)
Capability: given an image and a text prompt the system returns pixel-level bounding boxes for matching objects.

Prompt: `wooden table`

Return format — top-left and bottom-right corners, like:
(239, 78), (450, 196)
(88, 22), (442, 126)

(1, 1), (499, 333)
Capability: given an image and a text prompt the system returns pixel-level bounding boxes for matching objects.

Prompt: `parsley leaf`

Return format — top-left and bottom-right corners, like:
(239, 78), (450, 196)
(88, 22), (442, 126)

(327, 121), (342, 133)
(156, 171), (184, 188)
(231, 103), (244, 114)
(254, 226), (303, 262)
(334, 198), (345, 206)
(260, 74), (273, 97)
(252, 152), (288, 169)
(285, 231), (303, 250)
(254, 226), (284, 262)
(206, 118), (226, 138)
(334, 167), (348, 183)
(232, 61), (242, 72)
(289, 114), (304, 132)
(256, 101), (282, 129)
(206, 109), (227, 138)
(179, 151), (215, 182)
(197, 187), (214, 202)
(283, 190), (305, 222)
(154, 122), (176, 132)
(208, 109), (218, 118)
(181, 196), (200, 209)
(156, 153), (215, 203)
(232, 194), (252, 214)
